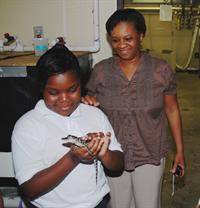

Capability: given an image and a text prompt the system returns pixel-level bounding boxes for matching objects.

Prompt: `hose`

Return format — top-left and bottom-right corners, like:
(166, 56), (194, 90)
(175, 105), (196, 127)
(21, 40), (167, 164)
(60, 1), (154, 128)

(176, 18), (199, 70)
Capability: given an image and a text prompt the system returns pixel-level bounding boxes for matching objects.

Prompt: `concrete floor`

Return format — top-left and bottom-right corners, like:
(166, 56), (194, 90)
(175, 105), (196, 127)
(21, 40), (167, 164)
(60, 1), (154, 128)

(161, 72), (200, 208)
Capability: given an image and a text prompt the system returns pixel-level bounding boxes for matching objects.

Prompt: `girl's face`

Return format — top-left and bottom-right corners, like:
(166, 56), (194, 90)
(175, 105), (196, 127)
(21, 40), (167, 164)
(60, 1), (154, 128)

(110, 21), (143, 61)
(43, 71), (81, 117)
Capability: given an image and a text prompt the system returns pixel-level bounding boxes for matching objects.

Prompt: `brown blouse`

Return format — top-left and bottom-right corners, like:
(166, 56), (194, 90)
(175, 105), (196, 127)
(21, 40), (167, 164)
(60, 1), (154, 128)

(86, 53), (177, 170)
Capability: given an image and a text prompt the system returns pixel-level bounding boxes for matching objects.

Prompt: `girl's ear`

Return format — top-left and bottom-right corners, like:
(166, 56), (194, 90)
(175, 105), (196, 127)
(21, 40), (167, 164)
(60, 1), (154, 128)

(140, 33), (144, 42)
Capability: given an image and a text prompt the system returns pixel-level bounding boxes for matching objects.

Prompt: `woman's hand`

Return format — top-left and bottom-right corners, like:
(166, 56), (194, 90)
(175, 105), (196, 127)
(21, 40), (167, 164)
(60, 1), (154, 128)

(81, 95), (100, 107)
(171, 152), (185, 177)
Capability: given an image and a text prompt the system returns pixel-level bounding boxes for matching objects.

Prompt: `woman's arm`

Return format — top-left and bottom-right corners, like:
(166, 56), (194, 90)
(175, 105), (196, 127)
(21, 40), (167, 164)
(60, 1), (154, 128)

(164, 94), (185, 176)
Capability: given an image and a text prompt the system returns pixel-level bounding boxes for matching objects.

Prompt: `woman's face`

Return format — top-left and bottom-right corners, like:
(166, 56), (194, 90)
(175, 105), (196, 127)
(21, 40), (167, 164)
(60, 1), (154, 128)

(110, 21), (143, 61)
(43, 71), (81, 117)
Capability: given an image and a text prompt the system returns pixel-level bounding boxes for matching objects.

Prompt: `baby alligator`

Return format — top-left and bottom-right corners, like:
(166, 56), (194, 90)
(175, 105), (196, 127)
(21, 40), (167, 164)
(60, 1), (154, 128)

(62, 135), (89, 147)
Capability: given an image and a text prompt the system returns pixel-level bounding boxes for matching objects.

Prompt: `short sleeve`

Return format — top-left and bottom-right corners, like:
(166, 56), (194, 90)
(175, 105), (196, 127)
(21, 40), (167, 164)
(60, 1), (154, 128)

(12, 117), (45, 185)
(86, 61), (105, 96)
(163, 65), (177, 95)
(155, 60), (177, 95)
(85, 66), (98, 96)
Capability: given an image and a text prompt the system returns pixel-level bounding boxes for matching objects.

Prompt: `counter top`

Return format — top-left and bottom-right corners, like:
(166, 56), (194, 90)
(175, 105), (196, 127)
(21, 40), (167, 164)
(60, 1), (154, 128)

(0, 51), (90, 67)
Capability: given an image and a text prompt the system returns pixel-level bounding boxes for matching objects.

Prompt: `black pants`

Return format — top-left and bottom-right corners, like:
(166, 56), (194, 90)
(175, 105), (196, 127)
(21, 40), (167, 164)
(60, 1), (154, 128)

(95, 194), (110, 208)
(28, 194), (110, 208)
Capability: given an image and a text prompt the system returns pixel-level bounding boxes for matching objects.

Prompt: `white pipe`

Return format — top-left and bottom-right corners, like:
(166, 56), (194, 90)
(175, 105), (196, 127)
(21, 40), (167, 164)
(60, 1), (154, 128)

(176, 17), (199, 70)
(63, 0), (100, 52)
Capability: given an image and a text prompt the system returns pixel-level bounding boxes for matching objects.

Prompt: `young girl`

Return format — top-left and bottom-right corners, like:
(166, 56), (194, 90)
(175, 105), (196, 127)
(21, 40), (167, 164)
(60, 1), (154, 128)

(12, 44), (124, 208)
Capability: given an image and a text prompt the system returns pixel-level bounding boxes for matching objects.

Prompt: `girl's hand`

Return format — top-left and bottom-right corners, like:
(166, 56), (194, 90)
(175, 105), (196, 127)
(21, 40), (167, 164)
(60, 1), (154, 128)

(86, 132), (105, 158)
(98, 132), (111, 158)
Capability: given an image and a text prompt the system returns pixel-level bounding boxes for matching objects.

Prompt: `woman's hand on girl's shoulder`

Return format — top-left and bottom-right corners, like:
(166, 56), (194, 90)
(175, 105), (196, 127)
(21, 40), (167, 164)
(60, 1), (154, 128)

(81, 95), (100, 107)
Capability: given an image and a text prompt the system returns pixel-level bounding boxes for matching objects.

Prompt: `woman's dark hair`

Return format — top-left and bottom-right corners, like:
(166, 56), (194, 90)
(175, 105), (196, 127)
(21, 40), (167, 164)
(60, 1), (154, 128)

(36, 43), (81, 91)
(106, 8), (146, 36)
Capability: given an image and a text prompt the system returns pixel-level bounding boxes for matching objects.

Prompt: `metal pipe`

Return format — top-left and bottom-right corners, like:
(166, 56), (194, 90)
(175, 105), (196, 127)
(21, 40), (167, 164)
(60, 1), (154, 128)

(124, 5), (200, 11)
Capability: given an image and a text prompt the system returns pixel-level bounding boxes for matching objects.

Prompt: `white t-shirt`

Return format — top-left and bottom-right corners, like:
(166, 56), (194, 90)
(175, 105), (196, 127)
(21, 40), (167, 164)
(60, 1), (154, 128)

(12, 100), (122, 208)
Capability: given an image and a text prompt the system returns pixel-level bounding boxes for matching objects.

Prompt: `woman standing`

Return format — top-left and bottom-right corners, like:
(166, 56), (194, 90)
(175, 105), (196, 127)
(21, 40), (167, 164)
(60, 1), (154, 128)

(82, 8), (185, 208)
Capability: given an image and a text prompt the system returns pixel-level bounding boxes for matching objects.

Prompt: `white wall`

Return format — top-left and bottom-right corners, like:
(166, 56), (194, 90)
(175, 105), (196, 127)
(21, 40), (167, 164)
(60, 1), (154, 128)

(0, 0), (117, 65)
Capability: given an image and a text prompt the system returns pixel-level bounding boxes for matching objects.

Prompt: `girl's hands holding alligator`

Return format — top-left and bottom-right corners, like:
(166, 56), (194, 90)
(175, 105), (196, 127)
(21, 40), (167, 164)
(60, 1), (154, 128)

(67, 132), (105, 163)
